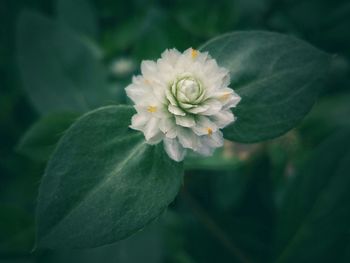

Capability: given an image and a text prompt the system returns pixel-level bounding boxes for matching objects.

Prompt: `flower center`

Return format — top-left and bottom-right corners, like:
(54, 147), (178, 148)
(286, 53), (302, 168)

(176, 76), (202, 102)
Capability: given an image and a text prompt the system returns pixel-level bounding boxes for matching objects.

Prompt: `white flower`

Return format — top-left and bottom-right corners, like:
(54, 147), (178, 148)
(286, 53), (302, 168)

(126, 48), (241, 162)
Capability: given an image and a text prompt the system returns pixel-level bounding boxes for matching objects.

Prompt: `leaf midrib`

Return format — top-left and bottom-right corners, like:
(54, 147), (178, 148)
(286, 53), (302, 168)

(40, 137), (147, 243)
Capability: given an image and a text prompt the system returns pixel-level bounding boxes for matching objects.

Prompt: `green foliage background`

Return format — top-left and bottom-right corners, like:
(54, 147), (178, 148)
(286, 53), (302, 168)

(1, 0), (350, 262)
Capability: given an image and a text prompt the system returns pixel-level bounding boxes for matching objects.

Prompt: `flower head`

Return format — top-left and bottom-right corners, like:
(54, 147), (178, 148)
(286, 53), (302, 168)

(126, 48), (241, 162)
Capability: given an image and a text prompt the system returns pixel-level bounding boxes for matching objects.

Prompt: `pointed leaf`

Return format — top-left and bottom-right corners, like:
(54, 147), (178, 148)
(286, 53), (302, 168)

(17, 112), (79, 162)
(200, 31), (331, 143)
(36, 105), (183, 248)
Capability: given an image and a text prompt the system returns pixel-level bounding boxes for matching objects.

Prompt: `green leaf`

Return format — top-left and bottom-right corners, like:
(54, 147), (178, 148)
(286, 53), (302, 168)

(16, 112), (79, 162)
(275, 129), (350, 262)
(36, 105), (183, 249)
(56, 0), (98, 39)
(17, 11), (113, 114)
(200, 31), (331, 143)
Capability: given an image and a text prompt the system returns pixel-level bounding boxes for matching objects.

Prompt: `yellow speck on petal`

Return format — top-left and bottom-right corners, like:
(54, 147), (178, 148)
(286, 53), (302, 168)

(147, 106), (157, 113)
(220, 93), (231, 101)
(207, 127), (213, 136)
(144, 79), (151, 85)
(191, 48), (198, 59)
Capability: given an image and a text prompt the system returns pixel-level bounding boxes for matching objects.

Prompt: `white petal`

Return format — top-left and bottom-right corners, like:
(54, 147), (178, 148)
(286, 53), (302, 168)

(163, 138), (186, 162)
(187, 104), (209, 114)
(213, 88), (233, 100)
(202, 59), (219, 77)
(221, 74), (230, 88)
(165, 89), (177, 106)
(223, 91), (241, 109)
(175, 51), (192, 71)
(159, 117), (177, 139)
(129, 113), (148, 130)
(168, 104), (186, 116)
(182, 47), (193, 56)
(203, 130), (224, 148)
(159, 117), (173, 133)
(196, 51), (209, 64)
(147, 131), (164, 144)
(161, 49), (181, 67)
(144, 117), (160, 141)
(201, 99), (222, 116)
(141, 60), (157, 77)
(175, 115), (195, 127)
(176, 90), (189, 103)
(195, 143), (214, 156)
(125, 83), (148, 103)
(210, 110), (235, 128)
(150, 81), (166, 102)
(165, 127), (177, 139)
(178, 101), (195, 109)
(177, 128), (197, 150)
(134, 105), (161, 117)
(192, 116), (218, 136)
(157, 59), (173, 74)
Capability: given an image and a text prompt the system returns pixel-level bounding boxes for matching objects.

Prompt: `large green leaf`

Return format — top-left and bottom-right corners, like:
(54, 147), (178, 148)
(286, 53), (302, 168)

(16, 112), (79, 162)
(17, 11), (112, 114)
(200, 31), (330, 143)
(36, 105), (183, 249)
(275, 129), (350, 262)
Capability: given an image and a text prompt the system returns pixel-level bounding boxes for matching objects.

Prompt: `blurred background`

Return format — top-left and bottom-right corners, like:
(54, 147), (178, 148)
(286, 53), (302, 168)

(1, 0), (350, 262)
